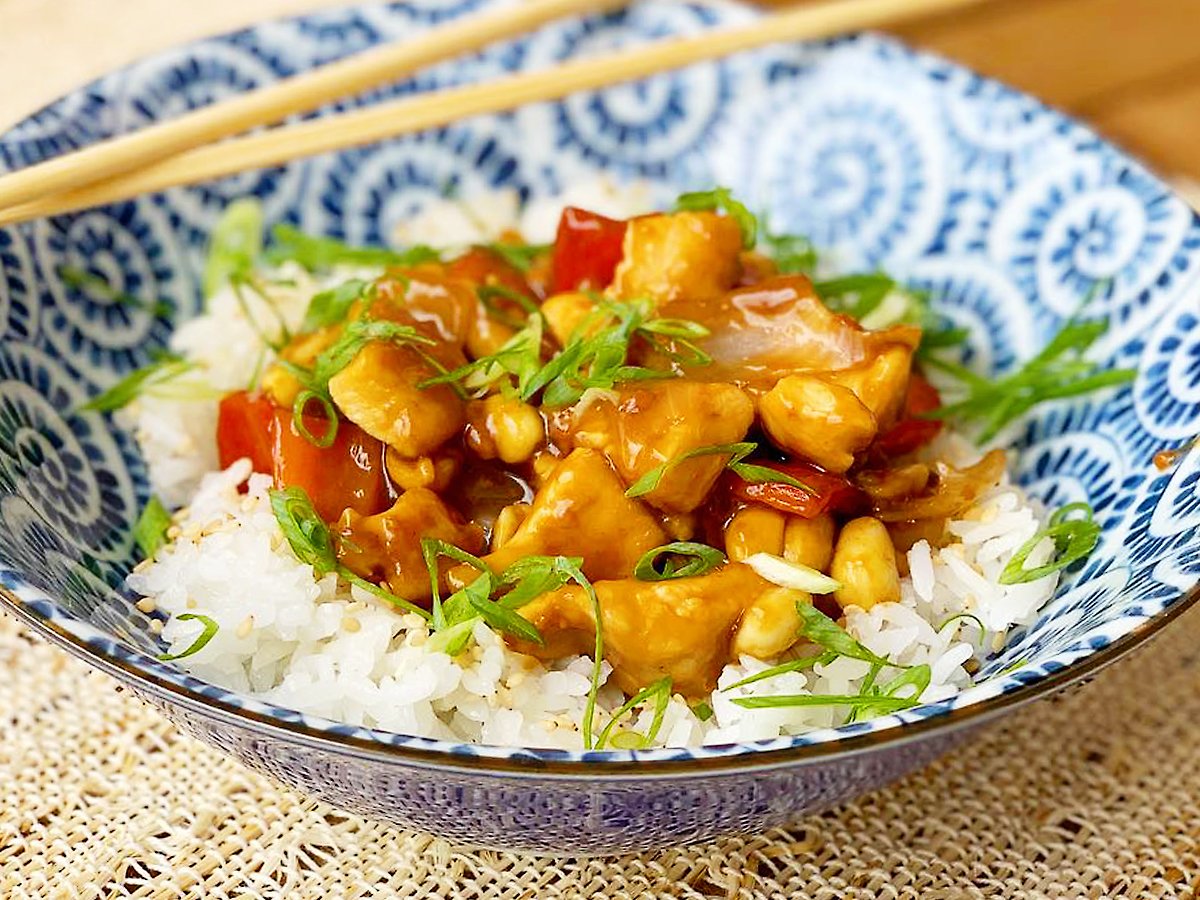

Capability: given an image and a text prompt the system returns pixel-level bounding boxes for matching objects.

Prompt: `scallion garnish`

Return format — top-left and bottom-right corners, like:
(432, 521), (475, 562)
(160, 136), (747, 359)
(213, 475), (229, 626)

(291, 390), (338, 448)
(157, 613), (219, 661)
(795, 602), (894, 669)
(204, 198), (264, 296)
(480, 242), (550, 274)
(691, 701), (715, 722)
(926, 314), (1136, 442)
(731, 692), (917, 713)
(633, 542), (726, 581)
(133, 495), (172, 558)
(78, 353), (200, 413)
(419, 537), (491, 630)
(269, 486), (430, 619)
(266, 224), (440, 272)
(999, 501), (1101, 585)
(624, 441), (813, 499)
(742, 553), (841, 594)
(476, 283), (542, 329)
(760, 227), (818, 275)
(675, 187), (757, 248)
(595, 676), (672, 749)
(301, 278), (370, 332)
(59, 266), (173, 319)
(723, 652), (835, 691)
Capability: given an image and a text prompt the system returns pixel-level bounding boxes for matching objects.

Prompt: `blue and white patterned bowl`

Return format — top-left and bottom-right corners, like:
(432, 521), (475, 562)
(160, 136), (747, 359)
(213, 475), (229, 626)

(2, 0), (1199, 856)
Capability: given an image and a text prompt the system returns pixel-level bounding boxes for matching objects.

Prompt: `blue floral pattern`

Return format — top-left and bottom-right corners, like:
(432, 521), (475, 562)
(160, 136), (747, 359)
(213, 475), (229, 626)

(0, 0), (1197, 854)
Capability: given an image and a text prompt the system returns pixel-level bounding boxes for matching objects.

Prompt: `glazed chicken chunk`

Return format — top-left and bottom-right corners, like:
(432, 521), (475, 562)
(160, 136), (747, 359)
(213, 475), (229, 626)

(553, 380), (756, 513)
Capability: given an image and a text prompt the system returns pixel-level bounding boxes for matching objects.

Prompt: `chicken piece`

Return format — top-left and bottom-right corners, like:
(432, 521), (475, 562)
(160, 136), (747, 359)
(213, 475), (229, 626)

(822, 343), (914, 432)
(649, 275), (921, 395)
(552, 380), (755, 513)
(479, 448), (668, 581)
(513, 564), (779, 697)
(731, 587), (810, 660)
(336, 488), (485, 600)
(611, 211), (743, 307)
(757, 374), (877, 473)
(328, 340), (466, 459)
(372, 267), (477, 344)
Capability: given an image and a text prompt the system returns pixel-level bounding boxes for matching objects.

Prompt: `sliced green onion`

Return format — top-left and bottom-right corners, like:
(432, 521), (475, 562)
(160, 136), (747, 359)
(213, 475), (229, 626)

(742, 554), (841, 594)
(466, 589), (544, 645)
(204, 199), (264, 296)
(691, 701), (714, 722)
(999, 502), (1101, 585)
(732, 693), (919, 713)
(633, 542), (725, 581)
(595, 676), (672, 749)
(625, 442), (757, 498)
(266, 224), (440, 272)
(291, 390), (338, 448)
(157, 613), (219, 661)
(301, 279), (369, 332)
(79, 354), (199, 413)
(796, 602), (894, 669)
(675, 187), (758, 248)
(481, 242), (551, 274)
(723, 652), (835, 691)
(426, 619), (478, 656)
(269, 486), (339, 577)
(133, 495), (171, 558)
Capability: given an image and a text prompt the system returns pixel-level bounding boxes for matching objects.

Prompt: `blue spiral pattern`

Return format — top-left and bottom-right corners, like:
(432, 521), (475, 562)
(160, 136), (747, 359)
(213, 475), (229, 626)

(0, 0), (1198, 853)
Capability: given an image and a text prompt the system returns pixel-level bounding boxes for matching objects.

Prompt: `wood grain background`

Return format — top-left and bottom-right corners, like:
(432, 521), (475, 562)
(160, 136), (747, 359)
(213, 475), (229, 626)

(0, 0), (1197, 177)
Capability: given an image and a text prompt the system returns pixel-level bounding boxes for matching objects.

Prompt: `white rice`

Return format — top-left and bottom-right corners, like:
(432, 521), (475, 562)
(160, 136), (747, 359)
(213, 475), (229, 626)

(125, 187), (1060, 749)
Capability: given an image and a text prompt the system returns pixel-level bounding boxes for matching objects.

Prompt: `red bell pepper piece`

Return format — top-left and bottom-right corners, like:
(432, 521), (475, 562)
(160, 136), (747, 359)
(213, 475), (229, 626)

(727, 460), (866, 519)
(217, 391), (391, 522)
(874, 373), (943, 459)
(549, 207), (628, 294)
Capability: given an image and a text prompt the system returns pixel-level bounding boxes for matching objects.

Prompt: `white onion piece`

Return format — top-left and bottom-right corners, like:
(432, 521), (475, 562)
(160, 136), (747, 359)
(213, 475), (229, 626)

(743, 553), (841, 594)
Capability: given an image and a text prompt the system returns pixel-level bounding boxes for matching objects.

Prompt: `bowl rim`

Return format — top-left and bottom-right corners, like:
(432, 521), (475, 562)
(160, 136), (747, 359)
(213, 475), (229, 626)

(2, 0), (1199, 775)
(3, 583), (1197, 776)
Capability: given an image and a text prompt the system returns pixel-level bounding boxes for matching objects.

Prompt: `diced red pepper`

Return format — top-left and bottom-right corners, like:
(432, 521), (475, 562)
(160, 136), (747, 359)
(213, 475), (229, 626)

(873, 373), (943, 459)
(217, 391), (391, 522)
(550, 207), (628, 294)
(727, 460), (867, 519)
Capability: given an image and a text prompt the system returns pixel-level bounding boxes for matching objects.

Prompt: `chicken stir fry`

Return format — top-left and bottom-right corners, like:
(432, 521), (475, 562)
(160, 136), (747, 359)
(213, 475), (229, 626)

(214, 195), (1014, 703)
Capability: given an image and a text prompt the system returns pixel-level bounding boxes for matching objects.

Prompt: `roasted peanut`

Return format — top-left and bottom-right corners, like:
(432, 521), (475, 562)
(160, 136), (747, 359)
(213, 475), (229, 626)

(465, 394), (545, 464)
(831, 517), (901, 611)
(783, 514), (835, 571)
(732, 588), (808, 659)
(757, 374), (877, 473)
(725, 507), (786, 561)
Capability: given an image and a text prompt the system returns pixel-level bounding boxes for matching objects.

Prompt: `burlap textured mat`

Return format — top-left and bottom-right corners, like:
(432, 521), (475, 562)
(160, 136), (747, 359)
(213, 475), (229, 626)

(2, 609), (1198, 899)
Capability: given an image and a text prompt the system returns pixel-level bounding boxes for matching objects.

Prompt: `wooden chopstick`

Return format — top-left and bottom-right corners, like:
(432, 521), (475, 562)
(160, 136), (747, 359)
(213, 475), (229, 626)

(0, 0), (629, 213)
(0, 0), (988, 227)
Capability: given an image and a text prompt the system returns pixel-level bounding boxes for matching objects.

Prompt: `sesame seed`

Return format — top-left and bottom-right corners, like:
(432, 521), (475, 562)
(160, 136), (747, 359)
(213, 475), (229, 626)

(343, 617), (361, 634)
(236, 616), (254, 639)
(149, 619), (164, 635)
(135, 597), (157, 614)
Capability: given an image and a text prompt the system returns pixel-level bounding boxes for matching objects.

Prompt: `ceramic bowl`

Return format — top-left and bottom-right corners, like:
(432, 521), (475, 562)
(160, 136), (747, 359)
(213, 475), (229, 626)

(1, 0), (1198, 856)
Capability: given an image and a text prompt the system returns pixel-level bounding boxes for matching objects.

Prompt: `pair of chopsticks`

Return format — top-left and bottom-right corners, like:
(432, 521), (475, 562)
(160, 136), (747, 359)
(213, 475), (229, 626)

(0, 0), (988, 228)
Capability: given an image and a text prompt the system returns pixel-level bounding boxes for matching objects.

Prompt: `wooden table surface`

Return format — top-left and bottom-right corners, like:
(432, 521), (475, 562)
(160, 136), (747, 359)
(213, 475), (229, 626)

(1, 0), (1198, 177)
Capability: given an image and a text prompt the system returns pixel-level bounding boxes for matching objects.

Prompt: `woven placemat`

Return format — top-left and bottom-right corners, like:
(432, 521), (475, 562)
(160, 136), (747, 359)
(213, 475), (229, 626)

(2, 609), (1198, 899)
